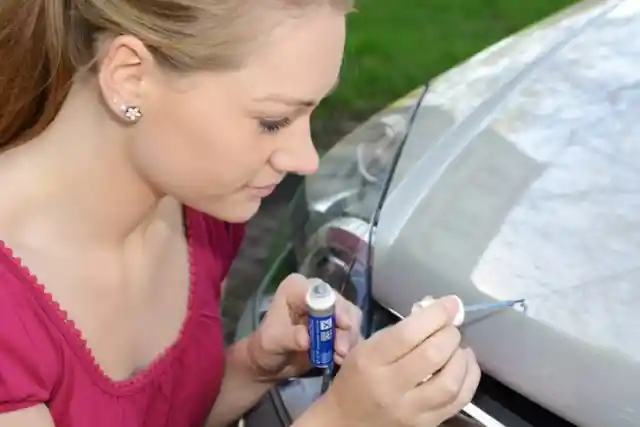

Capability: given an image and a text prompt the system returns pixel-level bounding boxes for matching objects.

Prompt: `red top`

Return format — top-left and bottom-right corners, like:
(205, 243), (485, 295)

(0, 207), (245, 427)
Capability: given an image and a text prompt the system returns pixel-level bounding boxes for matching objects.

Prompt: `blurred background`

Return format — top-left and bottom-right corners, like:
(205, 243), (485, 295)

(221, 0), (578, 342)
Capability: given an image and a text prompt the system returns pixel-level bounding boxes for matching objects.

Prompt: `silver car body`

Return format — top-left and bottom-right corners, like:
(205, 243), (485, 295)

(373, 1), (640, 426)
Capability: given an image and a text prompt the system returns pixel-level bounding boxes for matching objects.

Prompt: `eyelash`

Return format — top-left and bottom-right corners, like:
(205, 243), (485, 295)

(259, 117), (292, 134)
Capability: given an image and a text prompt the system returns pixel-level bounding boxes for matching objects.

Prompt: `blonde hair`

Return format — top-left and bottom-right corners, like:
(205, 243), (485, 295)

(0, 0), (353, 149)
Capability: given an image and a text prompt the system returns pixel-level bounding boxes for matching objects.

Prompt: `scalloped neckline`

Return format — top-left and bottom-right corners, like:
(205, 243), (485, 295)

(0, 205), (198, 395)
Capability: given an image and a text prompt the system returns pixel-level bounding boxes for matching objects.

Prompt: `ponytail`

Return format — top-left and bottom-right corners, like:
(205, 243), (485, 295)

(0, 1), (74, 149)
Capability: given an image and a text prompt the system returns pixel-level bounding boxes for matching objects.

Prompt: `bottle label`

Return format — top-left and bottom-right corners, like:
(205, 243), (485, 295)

(308, 313), (335, 368)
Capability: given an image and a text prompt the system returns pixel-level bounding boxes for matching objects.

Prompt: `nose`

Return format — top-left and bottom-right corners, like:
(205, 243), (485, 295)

(271, 125), (320, 176)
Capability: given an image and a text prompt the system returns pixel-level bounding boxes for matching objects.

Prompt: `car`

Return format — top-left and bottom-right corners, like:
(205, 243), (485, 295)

(234, 1), (640, 426)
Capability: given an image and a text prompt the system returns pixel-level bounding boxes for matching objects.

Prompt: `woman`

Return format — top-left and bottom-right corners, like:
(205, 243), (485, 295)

(0, 1), (480, 426)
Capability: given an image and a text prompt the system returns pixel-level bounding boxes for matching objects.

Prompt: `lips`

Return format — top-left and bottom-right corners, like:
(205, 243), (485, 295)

(248, 183), (278, 198)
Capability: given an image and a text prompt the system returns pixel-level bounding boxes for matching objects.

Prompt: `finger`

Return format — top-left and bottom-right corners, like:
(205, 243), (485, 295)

(406, 346), (468, 411)
(334, 328), (351, 357)
(267, 323), (309, 353)
(334, 294), (362, 331)
(432, 349), (482, 422)
(334, 297), (362, 350)
(294, 324), (310, 351)
(275, 273), (311, 314)
(393, 325), (461, 389)
(365, 296), (461, 365)
(334, 333), (363, 365)
(281, 352), (313, 378)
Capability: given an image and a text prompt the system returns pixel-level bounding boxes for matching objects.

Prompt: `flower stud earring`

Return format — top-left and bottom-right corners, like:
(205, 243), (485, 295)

(121, 105), (143, 123)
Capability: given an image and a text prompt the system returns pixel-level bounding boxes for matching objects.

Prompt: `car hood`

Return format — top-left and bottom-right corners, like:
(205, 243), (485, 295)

(372, 1), (640, 426)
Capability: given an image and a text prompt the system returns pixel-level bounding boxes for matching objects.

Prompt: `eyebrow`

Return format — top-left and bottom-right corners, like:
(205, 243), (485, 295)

(254, 79), (340, 108)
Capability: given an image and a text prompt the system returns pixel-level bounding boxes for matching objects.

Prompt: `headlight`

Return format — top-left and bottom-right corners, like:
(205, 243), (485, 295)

(288, 86), (427, 291)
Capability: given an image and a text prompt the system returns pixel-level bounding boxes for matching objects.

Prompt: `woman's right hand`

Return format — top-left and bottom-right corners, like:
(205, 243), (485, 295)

(301, 295), (480, 427)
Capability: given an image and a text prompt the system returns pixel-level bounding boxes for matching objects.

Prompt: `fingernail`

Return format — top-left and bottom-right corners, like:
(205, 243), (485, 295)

(411, 296), (435, 314)
(441, 295), (461, 312)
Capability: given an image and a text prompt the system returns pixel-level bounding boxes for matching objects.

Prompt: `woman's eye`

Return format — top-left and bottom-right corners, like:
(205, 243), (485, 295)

(259, 117), (292, 134)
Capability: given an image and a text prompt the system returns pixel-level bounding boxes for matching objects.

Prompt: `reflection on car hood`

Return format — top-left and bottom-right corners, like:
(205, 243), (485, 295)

(388, 0), (611, 190)
(470, 0), (640, 361)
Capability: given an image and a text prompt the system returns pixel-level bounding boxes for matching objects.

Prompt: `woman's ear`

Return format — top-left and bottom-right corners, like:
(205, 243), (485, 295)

(96, 35), (156, 123)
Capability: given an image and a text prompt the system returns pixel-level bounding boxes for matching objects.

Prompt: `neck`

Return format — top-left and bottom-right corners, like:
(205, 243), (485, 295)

(1, 83), (174, 248)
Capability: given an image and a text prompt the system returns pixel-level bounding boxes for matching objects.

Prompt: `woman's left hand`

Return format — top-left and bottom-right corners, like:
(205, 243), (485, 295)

(246, 273), (362, 381)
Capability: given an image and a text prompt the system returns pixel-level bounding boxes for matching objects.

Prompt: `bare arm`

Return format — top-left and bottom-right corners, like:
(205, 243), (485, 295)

(205, 337), (277, 427)
(0, 405), (56, 427)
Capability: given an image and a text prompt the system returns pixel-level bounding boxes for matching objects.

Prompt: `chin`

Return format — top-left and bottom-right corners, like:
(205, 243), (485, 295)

(192, 198), (261, 224)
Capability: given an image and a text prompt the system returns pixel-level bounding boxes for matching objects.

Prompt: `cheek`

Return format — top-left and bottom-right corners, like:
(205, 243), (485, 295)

(132, 97), (271, 196)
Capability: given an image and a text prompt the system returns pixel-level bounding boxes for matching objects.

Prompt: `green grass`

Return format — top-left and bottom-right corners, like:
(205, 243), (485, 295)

(312, 0), (579, 149)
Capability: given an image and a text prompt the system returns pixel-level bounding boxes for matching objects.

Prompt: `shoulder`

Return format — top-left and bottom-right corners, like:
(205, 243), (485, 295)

(0, 246), (61, 413)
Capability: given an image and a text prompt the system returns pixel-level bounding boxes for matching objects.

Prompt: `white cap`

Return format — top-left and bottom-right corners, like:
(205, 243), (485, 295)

(411, 295), (465, 326)
(305, 278), (336, 311)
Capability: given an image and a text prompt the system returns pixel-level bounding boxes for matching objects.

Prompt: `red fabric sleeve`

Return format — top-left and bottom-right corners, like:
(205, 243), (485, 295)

(0, 277), (59, 413)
